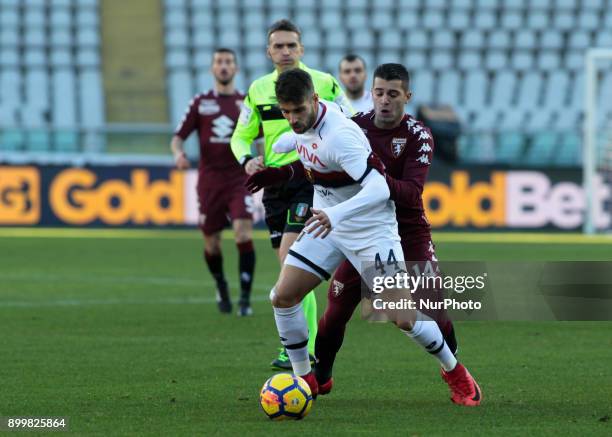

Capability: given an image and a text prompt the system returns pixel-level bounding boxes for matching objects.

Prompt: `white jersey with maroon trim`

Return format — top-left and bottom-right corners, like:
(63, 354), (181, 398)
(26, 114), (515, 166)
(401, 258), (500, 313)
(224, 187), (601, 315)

(293, 101), (398, 249)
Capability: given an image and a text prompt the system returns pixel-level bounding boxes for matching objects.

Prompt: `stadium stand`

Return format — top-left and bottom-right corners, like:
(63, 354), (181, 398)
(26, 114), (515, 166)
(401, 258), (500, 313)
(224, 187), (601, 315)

(2, 0), (612, 166)
(0, 0), (104, 153)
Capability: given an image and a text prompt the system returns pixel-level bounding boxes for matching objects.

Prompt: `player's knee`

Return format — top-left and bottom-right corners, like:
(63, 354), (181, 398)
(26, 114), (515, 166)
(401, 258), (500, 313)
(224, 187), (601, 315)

(270, 286), (299, 308)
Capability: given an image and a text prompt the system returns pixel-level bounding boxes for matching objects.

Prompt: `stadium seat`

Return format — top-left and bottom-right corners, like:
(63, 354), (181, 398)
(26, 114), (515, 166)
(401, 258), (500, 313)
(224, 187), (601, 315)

(511, 50), (534, 71)
(50, 48), (73, 68)
(568, 31), (592, 50)
(77, 29), (101, 48)
(577, 11), (600, 30)
(431, 51), (453, 70)
(379, 30), (402, 50)
(451, 0), (473, 8)
(351, 30), (375, 51)
(487, 30), (510, 50)
(370, 11), (393, 30)
(582, 0), (604, 9)
(526, 132), (557, 165)
(245, 50), (268, 70)
(50, 9), (72, 28)
(496, 132), (525, 164)
(52, 69), (77, 128)
(55, 131), (79, 153)
(77, 9), (99, 28)
(192, 28), (215, 49)
(485, 51), (508, 70)
(0, 127), (24, 151)
(193, 49), (213, 69)
(192, 10), (213, 29)
(530, 0), (553, 8)
(24, 29), (46, 47)
(166, 50), (189, 69)
(0, 28), (18, 46)
(407, 30), (429, 49)
(473, 10), (496, 29)
(0, 8), (19, 28)
(243, 11), (265, 28)
(79, 70), (105, 129)
(51, 29), (72, 47)
(169, 70), (194, 125)
(499, 109), (524, 130)
(464, 70), (487, 112)
(77, 49), (101, 68)
(526, 109), (553, 131)
(437, 71), (461, 106)
(326, 29), (349, 51)
(516, 72), (543, 112)
(411, 70), (435, 106)
(165, 10), (187, 28)
(24, 50), (46, 68)
(501, 11), (523, 29)
(346, 11), (367, 30)
(217, 11), (239, 30)
(404, 50), (427, 70)
(432, 30), (455, 49)
(396, 10), (419, 30)
(554, 12), (575, 30)
(538, 51), (561, 71)
(302, 52), (322, 69)
(243, 29), (266, 49)
(458, 51), (481, 70)
(540, 30), (563, 50)
(542, 71), (570, 110)
(595, 30), (612, 46)
(302, 32), (322, 50)
(515, 30), (536, 50)
(422, 11), (444, 29)
(166, 29), (189, 48)
(447, 10), (470, 30)
(27, 130), (51, 152)
(564, 50), (584, 72)
(460, 30), (484, 49)
(526, 11), (549, 29)
(218, 30), (240, 47)
(0, 48), (19, 68)
(555, 131), (581, 165)
(489, 70), (516, 110)
(555, 0), (578, 10)
(475, 0), (500, 9)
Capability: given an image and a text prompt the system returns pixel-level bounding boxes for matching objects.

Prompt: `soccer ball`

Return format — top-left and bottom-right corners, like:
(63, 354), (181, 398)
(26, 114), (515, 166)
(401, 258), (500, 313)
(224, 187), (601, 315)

(259, 373), (313, 420)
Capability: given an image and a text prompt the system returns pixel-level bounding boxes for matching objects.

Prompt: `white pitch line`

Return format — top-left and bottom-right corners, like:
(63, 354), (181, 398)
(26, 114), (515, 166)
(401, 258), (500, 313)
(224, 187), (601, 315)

(0, 294), (272, 308)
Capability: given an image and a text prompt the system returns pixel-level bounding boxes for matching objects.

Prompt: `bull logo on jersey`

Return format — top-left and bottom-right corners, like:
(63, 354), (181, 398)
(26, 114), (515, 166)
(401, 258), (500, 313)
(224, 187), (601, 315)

(391, 137), (407, 157)
(199, 99), (220, 115)
(211, 115), (235, 142)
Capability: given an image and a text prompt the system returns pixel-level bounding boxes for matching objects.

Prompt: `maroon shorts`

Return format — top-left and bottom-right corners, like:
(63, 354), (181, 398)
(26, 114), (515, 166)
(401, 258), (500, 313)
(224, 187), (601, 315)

(197, 173), (253, 235)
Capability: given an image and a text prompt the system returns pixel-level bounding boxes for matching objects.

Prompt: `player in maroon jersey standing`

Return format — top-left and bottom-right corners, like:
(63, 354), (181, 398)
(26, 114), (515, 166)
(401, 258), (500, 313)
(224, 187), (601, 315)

(245, 64), (482, 406)
(171, 48), (256, 316)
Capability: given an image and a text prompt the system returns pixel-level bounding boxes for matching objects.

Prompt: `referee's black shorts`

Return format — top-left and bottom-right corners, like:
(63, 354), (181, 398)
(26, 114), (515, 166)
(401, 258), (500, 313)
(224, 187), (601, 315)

(262, 178), (314, 249)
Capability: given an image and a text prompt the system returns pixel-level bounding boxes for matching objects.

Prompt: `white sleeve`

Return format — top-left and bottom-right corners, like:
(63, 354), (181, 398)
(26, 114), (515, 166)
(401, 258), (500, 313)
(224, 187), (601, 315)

(272, 131), (297, 154)
(322, 170), (390, 228)
(328, 127), (372, 182)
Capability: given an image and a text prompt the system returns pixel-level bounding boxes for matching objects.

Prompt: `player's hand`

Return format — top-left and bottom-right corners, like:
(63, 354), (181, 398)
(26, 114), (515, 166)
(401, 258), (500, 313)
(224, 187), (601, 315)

(367, 152), (385, 175)
(174, 152), (190, 169)
(245, 156), (265, 175)
(305, 208), (332, 239)
(245, 166), (292, 193)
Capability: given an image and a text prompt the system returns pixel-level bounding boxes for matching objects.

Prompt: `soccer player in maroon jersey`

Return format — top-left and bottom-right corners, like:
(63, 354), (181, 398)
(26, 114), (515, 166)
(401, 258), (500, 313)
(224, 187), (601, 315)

(170, 48), (256, 316)
(246, 64), (482, 406)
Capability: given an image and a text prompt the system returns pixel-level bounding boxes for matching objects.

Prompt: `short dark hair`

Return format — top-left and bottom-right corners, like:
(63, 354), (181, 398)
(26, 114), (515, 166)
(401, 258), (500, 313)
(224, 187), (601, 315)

(213, 47), (237, 63)
(275, 69), (314, 104)
(267, 19), (301, 42)
(373, 63), (410, 91)
(339, 54), (366, 70)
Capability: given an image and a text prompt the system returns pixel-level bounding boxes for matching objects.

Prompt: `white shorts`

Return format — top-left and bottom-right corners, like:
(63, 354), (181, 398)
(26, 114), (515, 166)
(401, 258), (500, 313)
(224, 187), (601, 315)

(285, 229), (405, 284)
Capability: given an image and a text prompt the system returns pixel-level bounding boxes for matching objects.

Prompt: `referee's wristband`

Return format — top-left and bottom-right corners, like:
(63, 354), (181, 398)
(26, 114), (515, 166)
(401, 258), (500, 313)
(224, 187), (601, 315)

(239, 155), (253, 168)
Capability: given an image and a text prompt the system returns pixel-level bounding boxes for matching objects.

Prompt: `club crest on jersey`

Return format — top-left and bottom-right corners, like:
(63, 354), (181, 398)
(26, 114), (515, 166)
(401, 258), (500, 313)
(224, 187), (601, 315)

(304, 167), (314, 183)
(332, 280), (344, 297)
(391, 137), (407, 157)
(199, 99), (220, 115)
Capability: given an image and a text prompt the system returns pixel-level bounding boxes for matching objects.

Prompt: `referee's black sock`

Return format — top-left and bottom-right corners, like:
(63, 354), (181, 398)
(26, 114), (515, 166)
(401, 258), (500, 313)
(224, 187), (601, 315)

(204, 250), (229, 301)
(237, 240), (255, 305)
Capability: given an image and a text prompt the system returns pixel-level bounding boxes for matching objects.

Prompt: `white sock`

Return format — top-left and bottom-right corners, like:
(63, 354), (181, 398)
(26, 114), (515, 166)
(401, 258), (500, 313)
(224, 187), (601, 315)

(273, 303), (311, 376)
(402, 314), (457, 372)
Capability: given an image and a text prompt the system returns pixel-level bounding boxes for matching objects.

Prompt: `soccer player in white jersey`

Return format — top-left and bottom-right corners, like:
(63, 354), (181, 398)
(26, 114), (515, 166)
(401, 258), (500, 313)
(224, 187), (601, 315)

(338, 54), (373, 113)
(267, 69), (459, 397)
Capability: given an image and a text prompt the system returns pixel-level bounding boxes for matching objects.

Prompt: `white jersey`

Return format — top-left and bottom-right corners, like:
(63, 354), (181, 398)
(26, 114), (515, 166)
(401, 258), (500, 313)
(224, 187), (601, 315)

(348, 91), (373, 114)
(293, 101), (398, 250)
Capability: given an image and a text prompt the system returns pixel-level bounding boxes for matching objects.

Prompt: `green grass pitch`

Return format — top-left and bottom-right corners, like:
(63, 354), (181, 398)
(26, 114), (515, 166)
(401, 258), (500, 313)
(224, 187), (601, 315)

(0, 228), (610, 435)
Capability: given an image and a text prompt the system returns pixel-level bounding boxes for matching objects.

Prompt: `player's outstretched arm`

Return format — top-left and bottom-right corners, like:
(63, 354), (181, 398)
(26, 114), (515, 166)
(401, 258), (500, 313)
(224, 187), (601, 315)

(272, 131), (298, 154)
(244, 160), (306, 193)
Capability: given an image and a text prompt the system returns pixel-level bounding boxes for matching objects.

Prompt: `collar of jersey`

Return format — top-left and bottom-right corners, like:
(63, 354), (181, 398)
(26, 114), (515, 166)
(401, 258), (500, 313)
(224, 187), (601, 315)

(271, 62), (308, 79)
(311, 102), (327, 131)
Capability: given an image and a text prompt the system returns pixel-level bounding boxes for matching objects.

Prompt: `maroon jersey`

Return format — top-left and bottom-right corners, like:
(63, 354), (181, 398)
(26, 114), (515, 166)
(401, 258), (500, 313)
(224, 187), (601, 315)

(174, 89), (245, 175)
(352, 111), (433, 239)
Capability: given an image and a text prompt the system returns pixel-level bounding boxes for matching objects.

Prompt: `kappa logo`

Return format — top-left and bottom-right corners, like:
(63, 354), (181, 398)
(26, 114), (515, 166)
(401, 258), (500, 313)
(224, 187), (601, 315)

(416, 154), (430, 165)
(212, 115), (235, 138)
(391, 137), (407, 157)
(419, 143), (432, 153)
(332, 280), (344, 297)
